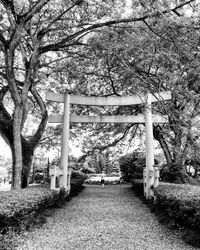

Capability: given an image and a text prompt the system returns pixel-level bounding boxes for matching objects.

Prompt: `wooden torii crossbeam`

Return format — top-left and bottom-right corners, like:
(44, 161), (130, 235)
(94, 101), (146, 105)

(46, 91), (171, 198)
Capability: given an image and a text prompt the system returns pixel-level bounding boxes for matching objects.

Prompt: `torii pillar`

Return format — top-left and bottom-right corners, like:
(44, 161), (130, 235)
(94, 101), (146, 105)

(60, 94), (70, 191)
(144, 93), (155, 199)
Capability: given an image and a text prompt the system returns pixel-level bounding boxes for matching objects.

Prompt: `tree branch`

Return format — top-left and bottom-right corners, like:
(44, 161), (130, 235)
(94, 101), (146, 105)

(0, 85), (13, 146)
(29, 84), (48, 148)
(0, 32), (6, 47)
(173, 0), (195, 11)
(39, 0), (196, 53)
(95, 124), (135, 152)
(38, 2), (79, 37)
(0, 0), (16, 18)
(106, 56), (121, 96)
(22, 0), (50, 24)
(143, 20), (168, 40)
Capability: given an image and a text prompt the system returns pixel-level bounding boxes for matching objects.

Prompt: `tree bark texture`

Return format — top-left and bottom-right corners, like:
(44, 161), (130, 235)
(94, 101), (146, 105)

(153, 125), (173, 164)
(12, 105), (23, 189)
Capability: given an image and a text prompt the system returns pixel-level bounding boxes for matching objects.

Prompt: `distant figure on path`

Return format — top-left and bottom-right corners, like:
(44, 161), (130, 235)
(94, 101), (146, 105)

(101, 172), (105, 188)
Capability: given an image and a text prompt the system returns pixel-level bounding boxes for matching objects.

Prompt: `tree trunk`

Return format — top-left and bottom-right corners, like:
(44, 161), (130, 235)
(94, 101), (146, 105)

(12, 105), (23, 189)
(0, 87), (48, 189)
(21, 142), (34, 188)
(153, 125), (173, 164)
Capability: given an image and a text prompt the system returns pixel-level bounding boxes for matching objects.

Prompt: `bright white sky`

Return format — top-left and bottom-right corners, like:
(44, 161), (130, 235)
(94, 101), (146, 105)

(0, 136), (11, 160)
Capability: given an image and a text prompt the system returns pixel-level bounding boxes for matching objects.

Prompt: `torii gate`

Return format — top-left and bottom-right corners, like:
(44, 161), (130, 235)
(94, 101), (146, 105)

(46, 91), (171, 199)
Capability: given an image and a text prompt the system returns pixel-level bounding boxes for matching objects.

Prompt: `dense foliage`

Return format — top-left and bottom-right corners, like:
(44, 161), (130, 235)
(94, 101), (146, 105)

(154, 182), (200, 246)
(0, 0), (198, 188)
(70, 169), (87, 192)
(61, 2), (200, 182)
(154, 183), (200, 247)
(159, 163), (195, 184)
(119, 152), (158, 181)
(0, 183), (85, 249)
(0, 187), (63, 229)
(130, 181), (200, 246)
(131, 179), (144, 196)
(71, 170), (87, 180)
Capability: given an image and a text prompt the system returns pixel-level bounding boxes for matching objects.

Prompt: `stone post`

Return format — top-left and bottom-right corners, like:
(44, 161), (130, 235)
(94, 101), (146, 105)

(50, 166), (56, 190)
(143, 168), (147, 197)
(153, 166), (159, 188)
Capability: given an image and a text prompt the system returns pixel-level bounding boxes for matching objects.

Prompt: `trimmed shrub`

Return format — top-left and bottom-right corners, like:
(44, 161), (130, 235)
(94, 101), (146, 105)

(131, 179), (144, 196)
(160, 163), (191, 184)
(0, 186), (69, 249)
(0, 182), (85, 249)
(154, 183), (200, 230)
(70, 183), (84, 197)
(71, 170), (86, 190)
(71, 170), (87, 180)
(119, 152), (158, 182)
(154, 182), (200, 247)
(0, 187), (67, 230)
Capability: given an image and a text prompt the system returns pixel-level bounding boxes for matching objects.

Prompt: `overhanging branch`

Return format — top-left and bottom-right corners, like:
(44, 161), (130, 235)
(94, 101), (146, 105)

(22, 0), (50, 23)
(38, 2), (79, 37)
(94, 124), (136, 152)
(39, 0), (195, 53)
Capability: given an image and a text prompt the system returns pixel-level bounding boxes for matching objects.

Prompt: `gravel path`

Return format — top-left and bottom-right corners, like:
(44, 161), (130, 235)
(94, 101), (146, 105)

(16, 184), (198, 250)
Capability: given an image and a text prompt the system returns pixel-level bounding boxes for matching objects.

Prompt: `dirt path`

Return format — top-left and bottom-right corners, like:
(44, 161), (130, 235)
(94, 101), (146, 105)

(16, 184), (198, 250)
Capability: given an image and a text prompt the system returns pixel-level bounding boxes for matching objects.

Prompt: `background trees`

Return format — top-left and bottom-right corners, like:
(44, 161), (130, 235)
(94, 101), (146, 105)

(66, 3), (200, 180)
(0, 0), (198, 188)
(0, 0), (131, 188)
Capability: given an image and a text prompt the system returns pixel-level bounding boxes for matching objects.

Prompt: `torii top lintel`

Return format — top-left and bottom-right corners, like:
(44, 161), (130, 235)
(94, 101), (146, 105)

(46, 91), (171, 106)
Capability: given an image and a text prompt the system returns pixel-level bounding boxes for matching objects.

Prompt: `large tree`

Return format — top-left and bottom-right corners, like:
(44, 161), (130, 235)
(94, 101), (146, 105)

(0, 0), (196, 188)
(55, 2), (200, 174)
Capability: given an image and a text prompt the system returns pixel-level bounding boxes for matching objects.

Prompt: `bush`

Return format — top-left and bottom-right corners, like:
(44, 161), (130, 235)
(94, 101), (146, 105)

(160, 163), (190, 184)
(0, 181), (85, 249)
(71, 170), (86, 187)
(0, 186), (70, 249)
(0, 187), (68, 231)
(131, 179), (144, 196)
(71, 170), (87, 179)
(119, 152), (141, 181)
(154, 183), (200, 228)
(154, 182), (200, 246)
(70, 183), (84, 197)
(119, 152), (158, 181)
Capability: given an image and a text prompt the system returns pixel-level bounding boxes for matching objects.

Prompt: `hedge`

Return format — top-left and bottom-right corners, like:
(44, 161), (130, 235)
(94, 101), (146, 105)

(0, 186), (72, 249)
(0, 186), (65, 230)
(131, 181), (200, 246)
(154, 182), (200, 230)
(0, 180), (87, 249)
(131, 180), (200, 230)
(131, 179), (144, 196)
